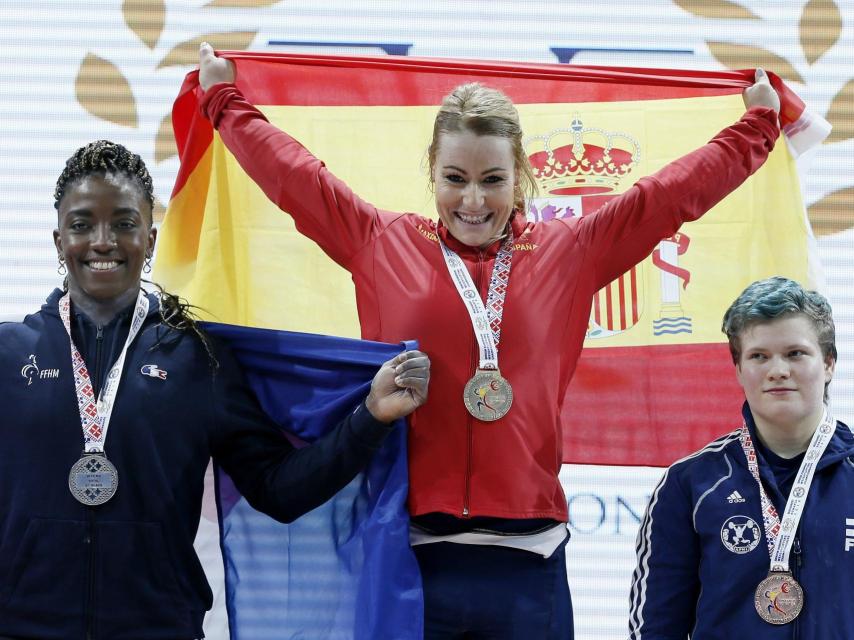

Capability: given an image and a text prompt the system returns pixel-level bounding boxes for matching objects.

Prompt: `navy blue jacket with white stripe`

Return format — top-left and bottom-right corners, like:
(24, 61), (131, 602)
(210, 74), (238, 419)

(0, 289), (393, 640)
(629, 403), (854, 639)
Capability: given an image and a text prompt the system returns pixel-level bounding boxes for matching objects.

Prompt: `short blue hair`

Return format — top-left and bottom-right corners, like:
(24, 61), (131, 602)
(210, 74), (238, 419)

(722, 276), (836, 399)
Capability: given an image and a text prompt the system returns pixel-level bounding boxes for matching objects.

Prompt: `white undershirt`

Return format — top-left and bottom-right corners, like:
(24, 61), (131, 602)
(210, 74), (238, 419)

(409, 522), (569, 558)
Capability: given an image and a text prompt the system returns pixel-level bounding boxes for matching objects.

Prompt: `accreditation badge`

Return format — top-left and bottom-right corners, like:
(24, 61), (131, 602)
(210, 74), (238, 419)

(463, 368), (513, 421)
(754, 571), (804, 624)
(69, 453), (119, 506)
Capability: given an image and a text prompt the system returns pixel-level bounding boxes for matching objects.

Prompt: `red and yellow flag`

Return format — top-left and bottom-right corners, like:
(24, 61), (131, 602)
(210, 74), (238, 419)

(157, 53), (822, 466)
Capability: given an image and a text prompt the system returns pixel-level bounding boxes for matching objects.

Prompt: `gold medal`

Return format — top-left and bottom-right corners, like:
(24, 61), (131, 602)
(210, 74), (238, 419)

(463, 369), (513, 421)
(754, 571), (804, 624)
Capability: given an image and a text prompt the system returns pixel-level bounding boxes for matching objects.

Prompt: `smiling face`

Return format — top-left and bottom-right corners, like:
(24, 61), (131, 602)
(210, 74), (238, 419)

(736, 314), (834, 437)
(53, 172), (156, 313)
(433, 131), (517, 248)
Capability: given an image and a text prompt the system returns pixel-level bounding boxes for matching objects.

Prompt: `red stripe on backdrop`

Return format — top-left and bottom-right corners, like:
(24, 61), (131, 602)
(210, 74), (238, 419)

(563, 342), (744, 467)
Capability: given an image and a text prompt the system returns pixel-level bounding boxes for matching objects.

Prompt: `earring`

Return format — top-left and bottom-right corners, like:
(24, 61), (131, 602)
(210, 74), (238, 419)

(57, 255), (67, 276)
(143, 255), (152, 274)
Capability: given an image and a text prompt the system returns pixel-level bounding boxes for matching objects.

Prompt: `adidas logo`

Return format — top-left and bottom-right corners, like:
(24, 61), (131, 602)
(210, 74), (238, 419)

(727, 490), (746, 504)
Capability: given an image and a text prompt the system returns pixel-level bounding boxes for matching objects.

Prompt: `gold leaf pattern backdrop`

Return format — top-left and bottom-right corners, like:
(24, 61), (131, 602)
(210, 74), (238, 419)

(706, 42), (805, 84)
(678, 0), (851, 236)
(122, 0), (166, 50)
(155, 114), (177, 172)
(75, 54), (138, 128)
(799, 0), (842, 65)
(674, 0), (760, 20)
(809, 187), (854, 237)
(825, 79), (854, 145)
(76, 0), (266, 173)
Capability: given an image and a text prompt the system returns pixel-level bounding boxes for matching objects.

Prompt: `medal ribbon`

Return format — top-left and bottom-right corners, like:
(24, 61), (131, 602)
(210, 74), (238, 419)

(739, 409), (835, 571)
(58, 291), (149, 454)
(439, 231), (514, 370)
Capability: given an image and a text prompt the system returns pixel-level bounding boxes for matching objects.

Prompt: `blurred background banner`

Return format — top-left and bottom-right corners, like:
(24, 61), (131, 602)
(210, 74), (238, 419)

(1, 2), (851, 638)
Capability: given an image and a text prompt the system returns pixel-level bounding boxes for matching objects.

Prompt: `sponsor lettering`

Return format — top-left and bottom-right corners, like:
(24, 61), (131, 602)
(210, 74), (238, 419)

(846, 518), (854, 552)
(416, 224), (439, 243)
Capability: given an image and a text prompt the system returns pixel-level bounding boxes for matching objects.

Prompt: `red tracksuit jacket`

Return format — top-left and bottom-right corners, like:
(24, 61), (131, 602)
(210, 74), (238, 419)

(203, 84), (778, 521)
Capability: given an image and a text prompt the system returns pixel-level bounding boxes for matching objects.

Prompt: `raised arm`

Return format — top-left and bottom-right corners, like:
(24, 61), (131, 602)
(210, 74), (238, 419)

(198, 43), (397, 269)
(569, 70), (780, 290)
(213, 348), (429, 523)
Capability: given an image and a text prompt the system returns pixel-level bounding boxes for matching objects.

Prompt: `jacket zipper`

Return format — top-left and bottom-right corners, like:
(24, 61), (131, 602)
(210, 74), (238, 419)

(85, 509), (96, 640)
(463, 250), (487, 518)
(94, 325), (104, 395)
(463, 347), (474, 519)
(792, 536), (802, 572)
(792, 536), (802, 640)
(85, 326), (104, 639)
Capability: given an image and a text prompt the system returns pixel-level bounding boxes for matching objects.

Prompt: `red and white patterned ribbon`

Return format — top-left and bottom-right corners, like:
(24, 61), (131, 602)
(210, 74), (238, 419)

(739, 408), (835, 571)
(439, 231), (514, 370)
(58, 291), (149, 453)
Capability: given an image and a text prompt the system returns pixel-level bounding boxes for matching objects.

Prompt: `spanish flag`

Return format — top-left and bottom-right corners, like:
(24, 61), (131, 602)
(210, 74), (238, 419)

(158, 52), (826, 467)
(156, 54), (826, 639)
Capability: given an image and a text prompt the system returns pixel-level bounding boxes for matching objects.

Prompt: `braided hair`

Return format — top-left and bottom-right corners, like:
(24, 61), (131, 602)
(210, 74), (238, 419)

(54, 140), (216, 366)
(54, 139), (155, 212)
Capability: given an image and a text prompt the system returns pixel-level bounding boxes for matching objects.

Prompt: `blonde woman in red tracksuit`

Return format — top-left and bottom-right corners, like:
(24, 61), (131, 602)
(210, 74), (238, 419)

(198, 43), (780, 640)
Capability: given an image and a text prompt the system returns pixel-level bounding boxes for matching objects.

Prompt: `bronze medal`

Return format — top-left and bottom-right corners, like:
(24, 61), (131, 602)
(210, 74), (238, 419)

(69, 453), (119, 506)
(463, 369), (513, 421)
(754, 571), (804, 624)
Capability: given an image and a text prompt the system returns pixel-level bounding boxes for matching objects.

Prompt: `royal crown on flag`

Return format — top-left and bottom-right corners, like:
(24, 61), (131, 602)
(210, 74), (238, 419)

(525, 116), (641, 195)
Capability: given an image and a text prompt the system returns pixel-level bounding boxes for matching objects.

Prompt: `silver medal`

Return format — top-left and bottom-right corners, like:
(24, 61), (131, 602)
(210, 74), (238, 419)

(69, 454), (119, 506)
(59, 292), (146, 509)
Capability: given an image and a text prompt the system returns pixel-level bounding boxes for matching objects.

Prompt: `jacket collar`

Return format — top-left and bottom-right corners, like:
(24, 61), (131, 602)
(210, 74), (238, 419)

(737, 401), (854, 471)
(41, 287), (160, 323)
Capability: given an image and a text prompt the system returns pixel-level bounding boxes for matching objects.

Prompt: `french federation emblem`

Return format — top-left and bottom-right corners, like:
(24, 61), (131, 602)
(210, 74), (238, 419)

(21, 354), (39, 385)
(20, 354), (60, 385)
(721, 515), (761, 554)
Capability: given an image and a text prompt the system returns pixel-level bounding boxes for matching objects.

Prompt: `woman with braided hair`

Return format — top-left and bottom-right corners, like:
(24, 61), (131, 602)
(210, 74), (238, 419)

(0, 140), (430, 639)
(51, 140), (209, 344)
